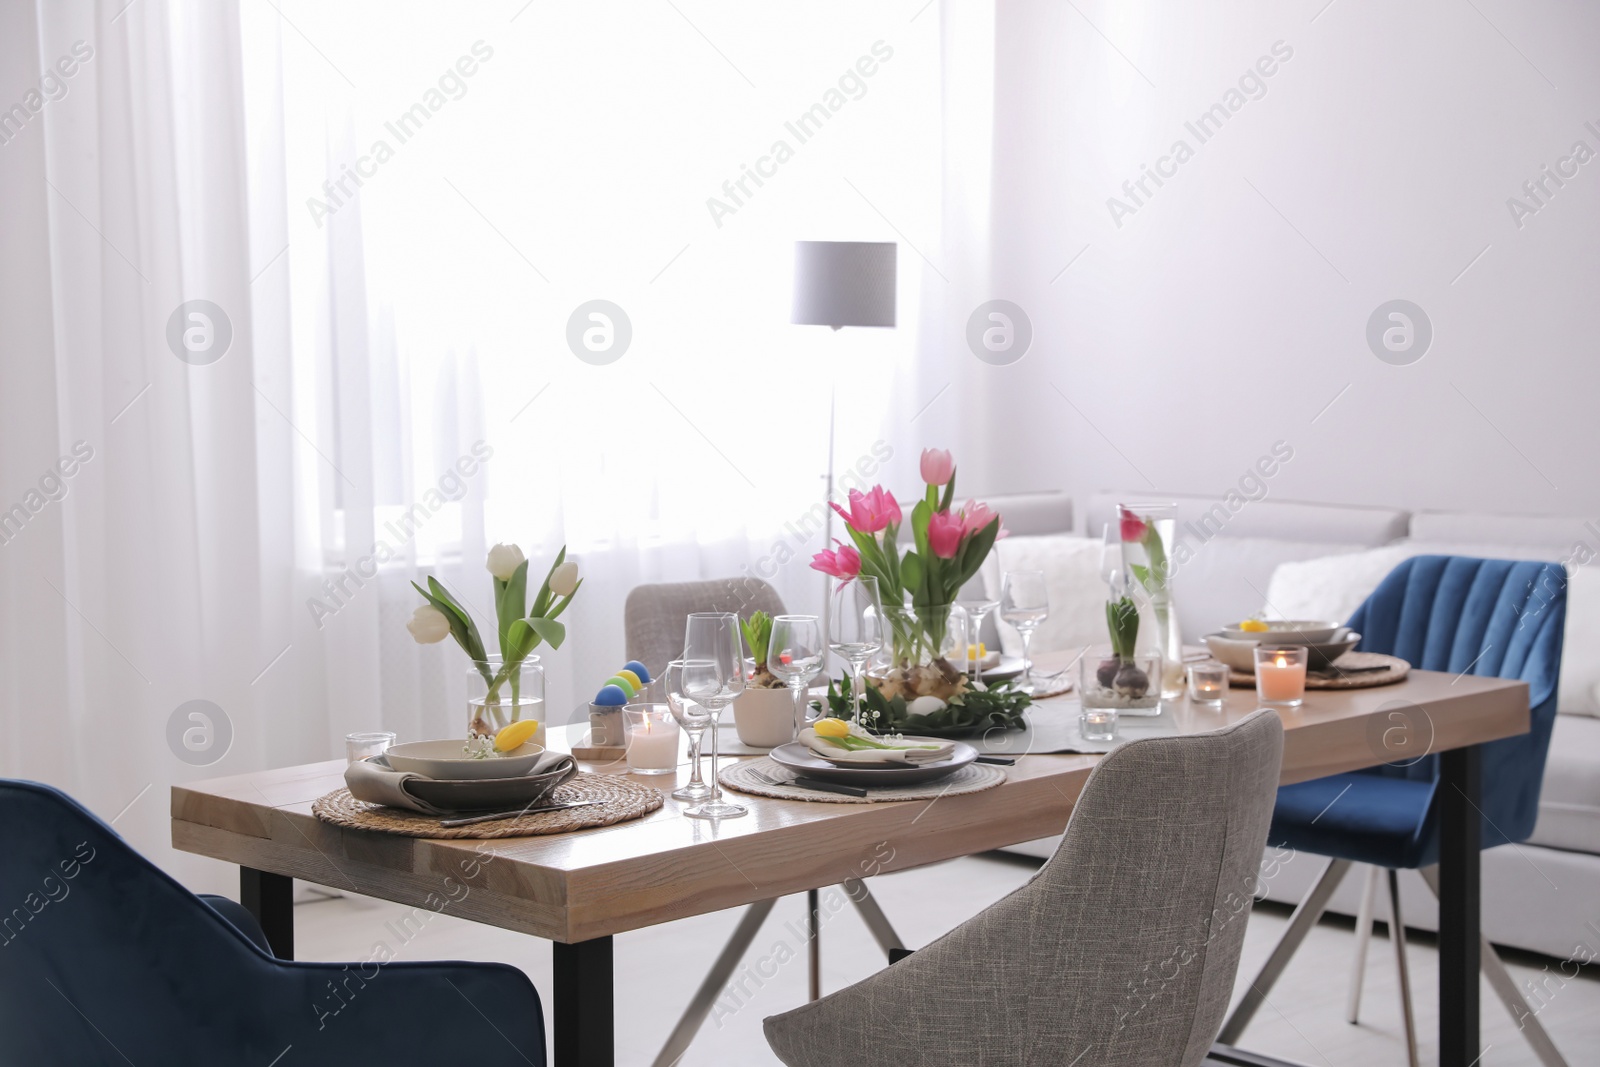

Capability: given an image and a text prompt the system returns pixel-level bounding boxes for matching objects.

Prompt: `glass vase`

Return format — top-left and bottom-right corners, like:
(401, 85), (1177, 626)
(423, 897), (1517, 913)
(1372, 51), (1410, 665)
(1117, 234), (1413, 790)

(868, 601), (970, 705)
(1118, 503), (1185, 700)
(1078, 645), (1162, 714)
(466, 656), (545, 757)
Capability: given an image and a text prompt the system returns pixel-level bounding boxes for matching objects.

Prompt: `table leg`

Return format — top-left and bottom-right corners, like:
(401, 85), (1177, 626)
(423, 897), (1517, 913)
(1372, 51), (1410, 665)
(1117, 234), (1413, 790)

(239, 867), (294, 960)
(555, 937), (613, 1067)
(1439, 744), (1482, 1065)
(808, 889), (820, 1001)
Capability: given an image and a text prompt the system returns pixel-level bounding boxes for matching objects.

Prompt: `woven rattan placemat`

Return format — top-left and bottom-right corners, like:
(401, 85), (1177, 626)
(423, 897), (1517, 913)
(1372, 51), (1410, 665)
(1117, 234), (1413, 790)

(720, 757), (1006, 804)
(311, 773), (663, 839)
(1228, 651), (1410, 690)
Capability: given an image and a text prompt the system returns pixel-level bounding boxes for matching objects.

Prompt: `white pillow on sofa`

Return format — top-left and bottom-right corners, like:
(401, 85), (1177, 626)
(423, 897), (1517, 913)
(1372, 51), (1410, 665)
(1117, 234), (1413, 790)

(982, 535), (1107, 658)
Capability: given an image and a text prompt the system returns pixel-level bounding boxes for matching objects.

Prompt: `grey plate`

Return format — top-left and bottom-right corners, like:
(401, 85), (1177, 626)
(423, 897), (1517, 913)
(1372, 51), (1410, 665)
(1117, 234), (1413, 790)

(768, 741), (977, 786)
(975, 656), (1026, 682)
(371, 756), (576, 812)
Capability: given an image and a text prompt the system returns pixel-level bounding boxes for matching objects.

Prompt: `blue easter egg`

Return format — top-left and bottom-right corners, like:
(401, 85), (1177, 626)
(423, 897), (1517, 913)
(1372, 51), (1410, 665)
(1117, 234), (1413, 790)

(594, 684), (629, 706)
(623, 659), (652, 684)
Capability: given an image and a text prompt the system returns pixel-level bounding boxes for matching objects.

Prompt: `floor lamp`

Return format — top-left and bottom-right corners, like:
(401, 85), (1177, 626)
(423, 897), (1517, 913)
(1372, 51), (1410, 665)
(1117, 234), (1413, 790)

(790, 240), (897, 554)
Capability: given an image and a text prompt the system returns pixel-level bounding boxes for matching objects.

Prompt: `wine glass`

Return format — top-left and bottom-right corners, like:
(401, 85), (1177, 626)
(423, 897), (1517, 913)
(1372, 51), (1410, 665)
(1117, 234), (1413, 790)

(768, 615), (824, 737)
(829, 576), (884, 727)
(681, 612), (747, 819)
(956, 576), (999, 688)
(663, 660), (712, 801)
(1001, 569), (1050, 693)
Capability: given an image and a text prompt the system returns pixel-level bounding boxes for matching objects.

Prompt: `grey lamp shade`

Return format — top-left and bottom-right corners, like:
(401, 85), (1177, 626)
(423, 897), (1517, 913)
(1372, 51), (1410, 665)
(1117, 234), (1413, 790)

(791, 241), (896, 329)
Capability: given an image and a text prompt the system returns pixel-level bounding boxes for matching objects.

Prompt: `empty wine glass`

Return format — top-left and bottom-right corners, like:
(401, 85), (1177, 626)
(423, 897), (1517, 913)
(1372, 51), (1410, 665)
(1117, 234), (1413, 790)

(956, 576), (999, 688)
(1001, 569), (1050, 693)
(829, 576), (884, 727)
(681, 612), (748, 819)
(768, 615), (824, 737)
(663, 660), (712, 801)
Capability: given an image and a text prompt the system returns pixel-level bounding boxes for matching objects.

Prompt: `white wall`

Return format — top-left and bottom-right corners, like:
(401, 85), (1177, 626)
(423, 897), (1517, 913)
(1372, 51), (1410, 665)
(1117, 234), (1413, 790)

(939, 0), (1600, 527)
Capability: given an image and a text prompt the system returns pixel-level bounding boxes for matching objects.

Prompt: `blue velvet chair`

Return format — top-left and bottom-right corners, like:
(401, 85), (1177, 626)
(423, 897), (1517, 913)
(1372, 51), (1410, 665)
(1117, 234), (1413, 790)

(1219, 556), (1570, 1067)
(0, 779), (546, 1066)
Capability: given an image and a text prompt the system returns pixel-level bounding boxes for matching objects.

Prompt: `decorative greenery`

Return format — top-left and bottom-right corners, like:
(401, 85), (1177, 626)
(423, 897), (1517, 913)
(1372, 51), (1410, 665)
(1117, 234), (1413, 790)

(740, 610), (784, 690)
(817, 674), (1030, 737)
(1105, 595), (1140, 659)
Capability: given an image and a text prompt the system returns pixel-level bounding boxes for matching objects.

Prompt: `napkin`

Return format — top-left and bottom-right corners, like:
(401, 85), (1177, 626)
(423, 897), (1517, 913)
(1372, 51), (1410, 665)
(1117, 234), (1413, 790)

(344, 751), (577, 815)
(799, 729), (956, 766)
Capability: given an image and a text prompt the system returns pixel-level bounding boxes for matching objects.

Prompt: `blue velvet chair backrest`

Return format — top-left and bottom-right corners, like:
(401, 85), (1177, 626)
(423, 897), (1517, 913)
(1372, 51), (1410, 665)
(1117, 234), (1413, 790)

(0, 779), (545, 1066)
(1346, 555), (1566, 847)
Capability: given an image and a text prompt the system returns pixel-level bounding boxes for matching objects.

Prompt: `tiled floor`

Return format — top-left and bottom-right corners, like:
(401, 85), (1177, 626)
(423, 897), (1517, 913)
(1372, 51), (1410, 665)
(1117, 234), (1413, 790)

(295, 853), (1599, 1065)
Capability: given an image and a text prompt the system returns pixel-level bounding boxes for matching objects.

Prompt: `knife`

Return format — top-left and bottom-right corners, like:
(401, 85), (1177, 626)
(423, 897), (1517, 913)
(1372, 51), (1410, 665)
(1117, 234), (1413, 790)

(792, 776), (869, 798)
(438, 800), (602, 827)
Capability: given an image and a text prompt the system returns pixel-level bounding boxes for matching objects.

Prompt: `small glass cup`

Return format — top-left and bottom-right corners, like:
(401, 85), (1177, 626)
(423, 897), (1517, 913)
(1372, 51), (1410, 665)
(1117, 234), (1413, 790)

(1080, 706), (1118, 742)
(624, 703), (680, 775)
(1187, 661), (1229, 709)
(345, 731), (396, 764)
(1254, 646), (1308, 707)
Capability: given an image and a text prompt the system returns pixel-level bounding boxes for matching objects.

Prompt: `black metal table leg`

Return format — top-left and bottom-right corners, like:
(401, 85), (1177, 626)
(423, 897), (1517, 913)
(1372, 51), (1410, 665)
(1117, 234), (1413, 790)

(554, 937), (613, 1066)
(1440, 744), (1482, 1065)
(239, 867), (294, 960)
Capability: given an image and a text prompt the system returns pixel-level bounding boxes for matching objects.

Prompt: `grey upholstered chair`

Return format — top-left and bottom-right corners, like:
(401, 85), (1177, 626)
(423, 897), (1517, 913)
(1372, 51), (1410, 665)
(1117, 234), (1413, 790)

(764, 709), (1285, 1067)
(623, 577), (786, 679)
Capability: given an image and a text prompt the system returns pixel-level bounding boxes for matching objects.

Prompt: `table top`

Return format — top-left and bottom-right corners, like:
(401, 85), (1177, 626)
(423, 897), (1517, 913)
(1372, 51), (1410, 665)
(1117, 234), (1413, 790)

(171, 664), (1528, 944)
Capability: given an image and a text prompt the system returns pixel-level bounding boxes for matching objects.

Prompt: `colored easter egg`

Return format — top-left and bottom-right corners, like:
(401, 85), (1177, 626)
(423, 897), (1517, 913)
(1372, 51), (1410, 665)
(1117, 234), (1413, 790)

(616, 669), (643, 691)
(603, 675), (637, 699)
(593, 684), (629, 706)
(623, 660), (652, 684)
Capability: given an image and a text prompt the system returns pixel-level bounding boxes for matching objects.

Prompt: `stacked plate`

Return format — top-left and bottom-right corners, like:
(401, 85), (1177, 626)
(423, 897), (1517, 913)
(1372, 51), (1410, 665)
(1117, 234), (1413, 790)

(374, 741), (574, 811)
(769, 736), (978, 786)
(1205, 620), (1360, 673)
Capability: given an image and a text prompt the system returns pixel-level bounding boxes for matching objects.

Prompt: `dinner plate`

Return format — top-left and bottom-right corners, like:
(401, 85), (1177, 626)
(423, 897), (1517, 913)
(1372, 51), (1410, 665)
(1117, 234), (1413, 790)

(386, 739), (545, 780)
(769, 740), (977, 786)
(974, 656), (1027, 683)
(369, 755), (578, 812)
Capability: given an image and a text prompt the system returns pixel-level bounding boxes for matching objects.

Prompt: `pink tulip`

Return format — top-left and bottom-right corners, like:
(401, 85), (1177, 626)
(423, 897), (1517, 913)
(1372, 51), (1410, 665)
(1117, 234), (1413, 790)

(919, 448), (955, 486)
(830, 486), (901, 534)
(960, 500), (1008, 540)
(927, 510), (964, 559)
(810, 540), (862, 581)
(1120, 512), (1148, 543)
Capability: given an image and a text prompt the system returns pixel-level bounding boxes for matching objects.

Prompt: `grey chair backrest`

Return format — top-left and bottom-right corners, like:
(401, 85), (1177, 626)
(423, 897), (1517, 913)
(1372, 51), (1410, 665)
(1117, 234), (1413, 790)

(623, 577), (787, 679)
(764, 709), (1285, 1067)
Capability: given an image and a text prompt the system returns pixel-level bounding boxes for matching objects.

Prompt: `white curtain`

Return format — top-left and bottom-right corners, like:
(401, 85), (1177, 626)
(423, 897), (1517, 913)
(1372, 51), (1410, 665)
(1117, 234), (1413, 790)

(1, 0), (947, 890)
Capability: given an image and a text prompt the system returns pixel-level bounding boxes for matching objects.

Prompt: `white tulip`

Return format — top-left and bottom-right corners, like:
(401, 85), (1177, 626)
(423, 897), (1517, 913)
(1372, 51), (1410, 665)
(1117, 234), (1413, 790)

(486, 542), (526, 581)
(407, 605), (452, 644)
(549, 560), (580, 597)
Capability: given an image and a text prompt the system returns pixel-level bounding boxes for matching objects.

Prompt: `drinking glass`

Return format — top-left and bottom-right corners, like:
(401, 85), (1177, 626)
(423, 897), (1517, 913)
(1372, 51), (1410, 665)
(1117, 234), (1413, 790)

(768, 614), (825, 736)
(344, 731), (395, 764)
(829, 576), (884, 726)
(681, 612), (748, 819)
(956, 578), (999, 688)
(1001, 569), (1050, 693)
(1099, 523), (1125, 591)
(663, 660), (712, 801)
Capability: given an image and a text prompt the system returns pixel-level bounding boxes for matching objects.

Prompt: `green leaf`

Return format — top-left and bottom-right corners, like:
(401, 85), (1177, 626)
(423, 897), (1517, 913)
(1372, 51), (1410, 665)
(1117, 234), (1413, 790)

(900, 552), (923, 599)
(496, 559), (529, 659)
(939, 469), (956, 513)
(740, 611), (773, 665)
(507, 616), (567, 661)
(1130, 562), (1152, 592)
(416, 579), (487, 662)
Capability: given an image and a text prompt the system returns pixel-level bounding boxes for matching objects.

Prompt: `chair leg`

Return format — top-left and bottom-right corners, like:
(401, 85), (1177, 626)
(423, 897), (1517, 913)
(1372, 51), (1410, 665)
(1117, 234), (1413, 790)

(1418, 866), (1570, 1067)
(1347, 865), (1381, 1024)
(1385, 869), (1421, 1067)
(1219, 857), (1353, 1044)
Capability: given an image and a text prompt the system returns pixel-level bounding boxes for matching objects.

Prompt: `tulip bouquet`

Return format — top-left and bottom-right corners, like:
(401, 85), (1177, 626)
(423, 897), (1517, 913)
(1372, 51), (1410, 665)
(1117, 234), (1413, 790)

(408, 543), (582, 748)
(812, 449), (1024, 730)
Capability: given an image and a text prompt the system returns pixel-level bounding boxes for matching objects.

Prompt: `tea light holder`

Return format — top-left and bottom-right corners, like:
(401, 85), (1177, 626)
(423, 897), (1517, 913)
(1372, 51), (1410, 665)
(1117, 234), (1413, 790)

(1080, 706), (1118, 742)
(1187, 661), (1229, 708)
(624, 703), (680, 775)
(1254, 646), (1308, 707)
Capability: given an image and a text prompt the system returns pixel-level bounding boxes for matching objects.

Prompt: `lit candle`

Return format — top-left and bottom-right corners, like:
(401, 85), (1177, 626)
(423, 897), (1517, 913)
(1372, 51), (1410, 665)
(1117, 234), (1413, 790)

(624, 703), (680, 775)
(1254, 646), (1307, 706)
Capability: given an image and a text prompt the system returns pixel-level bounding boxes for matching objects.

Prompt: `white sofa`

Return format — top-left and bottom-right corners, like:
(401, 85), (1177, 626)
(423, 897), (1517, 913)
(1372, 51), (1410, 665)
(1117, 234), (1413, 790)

(989, 490), (1599, 961)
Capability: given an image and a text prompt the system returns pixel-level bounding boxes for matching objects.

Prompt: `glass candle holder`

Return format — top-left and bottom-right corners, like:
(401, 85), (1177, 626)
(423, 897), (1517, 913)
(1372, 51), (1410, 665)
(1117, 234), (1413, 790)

(624, 703), (680, 775)
(345, 731), (396, 764)
(1254, 646), (1308, 707)
(1187, 661), (1229, 708)
(1080, 706), (1118, 742)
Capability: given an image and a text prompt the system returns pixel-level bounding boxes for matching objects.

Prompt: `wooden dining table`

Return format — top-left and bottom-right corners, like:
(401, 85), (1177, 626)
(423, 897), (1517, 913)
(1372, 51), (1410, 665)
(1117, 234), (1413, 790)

(171, 661), (1526, 1067)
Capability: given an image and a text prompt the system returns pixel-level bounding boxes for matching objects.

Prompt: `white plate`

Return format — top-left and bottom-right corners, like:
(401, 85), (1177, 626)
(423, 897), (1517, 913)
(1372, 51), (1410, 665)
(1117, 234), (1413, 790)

(385, 739), (545, 780)
(769, 740), (977, 785)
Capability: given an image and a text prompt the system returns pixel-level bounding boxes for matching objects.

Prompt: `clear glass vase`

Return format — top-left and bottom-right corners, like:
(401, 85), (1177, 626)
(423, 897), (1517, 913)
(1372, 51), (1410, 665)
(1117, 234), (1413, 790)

(466, 656), (544, 756)
(1079, 645), (1162, 713)
(868, 601), (970, 704)
(1118, 503), (1185, 700)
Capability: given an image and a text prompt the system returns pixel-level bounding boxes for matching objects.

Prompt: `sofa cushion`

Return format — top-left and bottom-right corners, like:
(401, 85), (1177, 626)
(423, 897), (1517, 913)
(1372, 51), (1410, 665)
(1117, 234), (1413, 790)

(983, 535), (1106, 657)
(1529, 713), (1600, 852)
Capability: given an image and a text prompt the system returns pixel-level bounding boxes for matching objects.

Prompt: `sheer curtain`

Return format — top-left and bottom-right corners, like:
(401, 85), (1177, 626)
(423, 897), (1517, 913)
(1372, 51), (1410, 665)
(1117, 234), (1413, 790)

(2, 0), (945, 889)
